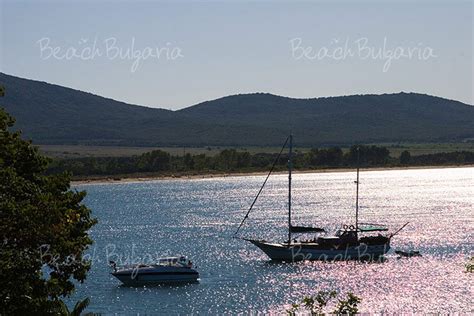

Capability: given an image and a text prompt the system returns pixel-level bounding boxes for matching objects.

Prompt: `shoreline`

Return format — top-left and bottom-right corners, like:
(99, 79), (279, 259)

(71, 164), (474, 185)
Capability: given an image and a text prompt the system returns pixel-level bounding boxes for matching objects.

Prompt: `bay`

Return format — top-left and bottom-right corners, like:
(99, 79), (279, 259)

(69, 167), (473, 314)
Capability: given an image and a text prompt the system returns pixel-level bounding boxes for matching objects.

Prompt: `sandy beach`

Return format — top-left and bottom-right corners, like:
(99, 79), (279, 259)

(71, 164), (474, 185)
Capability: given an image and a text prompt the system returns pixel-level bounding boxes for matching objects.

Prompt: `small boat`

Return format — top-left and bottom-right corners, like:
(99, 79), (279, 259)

(109, 256), (199, 285)
(235, 135), (408, 262)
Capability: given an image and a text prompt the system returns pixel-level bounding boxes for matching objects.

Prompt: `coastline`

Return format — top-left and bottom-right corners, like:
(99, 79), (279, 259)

(71, 164), (474, 185)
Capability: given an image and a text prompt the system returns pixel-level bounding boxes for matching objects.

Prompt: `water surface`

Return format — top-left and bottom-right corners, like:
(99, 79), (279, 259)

(70, 167), (473, 314)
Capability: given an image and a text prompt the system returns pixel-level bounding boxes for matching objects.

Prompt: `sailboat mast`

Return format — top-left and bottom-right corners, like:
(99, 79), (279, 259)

(288, 134), (293, 244)
(355, 147), (360, 231)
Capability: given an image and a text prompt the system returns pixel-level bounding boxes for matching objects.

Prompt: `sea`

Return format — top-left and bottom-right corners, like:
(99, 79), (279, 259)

(68, 167), (473, 314)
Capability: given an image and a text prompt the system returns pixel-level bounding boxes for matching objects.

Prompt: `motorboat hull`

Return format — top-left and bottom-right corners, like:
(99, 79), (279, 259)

(111, 266), (199, 286)
(248, 239), (390, 262)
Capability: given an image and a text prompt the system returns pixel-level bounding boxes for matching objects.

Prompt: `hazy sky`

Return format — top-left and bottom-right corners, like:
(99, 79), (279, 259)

(1, 0), (472, 109)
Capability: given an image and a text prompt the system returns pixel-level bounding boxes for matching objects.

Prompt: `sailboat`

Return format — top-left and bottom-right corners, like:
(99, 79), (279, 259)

(235, 135), (407, 262)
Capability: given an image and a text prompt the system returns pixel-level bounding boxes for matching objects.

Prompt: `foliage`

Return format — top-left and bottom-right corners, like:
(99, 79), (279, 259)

(56, 297), (90, 316)
(346, 145), (390, 166)
(2, 72), (474, 147)
(409, 151), (474, 165)
(47, 144), (474, 179)
(333, 292), (362, 315)
(0, 108), (97, 314)
(305, 148), (343, 167)
(287, 291), (361, 315)
(466, 257), (474, 273)
(399, 150), (411, 165)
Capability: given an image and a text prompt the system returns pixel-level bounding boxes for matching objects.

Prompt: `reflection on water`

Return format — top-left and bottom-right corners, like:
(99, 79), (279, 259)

(70, 167), (473, 314)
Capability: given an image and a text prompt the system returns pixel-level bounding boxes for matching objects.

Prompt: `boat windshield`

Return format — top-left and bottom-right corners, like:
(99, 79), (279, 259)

(157, 256), (189, 266)
(158, 258), (178, 265)
(358, 224), (388, 232)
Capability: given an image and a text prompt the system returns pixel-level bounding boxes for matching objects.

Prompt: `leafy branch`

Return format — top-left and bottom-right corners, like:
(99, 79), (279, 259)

(287, 290), (361, 315)
(466, 257), (474, 273)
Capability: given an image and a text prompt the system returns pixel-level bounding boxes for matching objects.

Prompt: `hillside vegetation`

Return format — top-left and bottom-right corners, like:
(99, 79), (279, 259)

(1, 72), (473, 147)
(47, 145), (474, 179)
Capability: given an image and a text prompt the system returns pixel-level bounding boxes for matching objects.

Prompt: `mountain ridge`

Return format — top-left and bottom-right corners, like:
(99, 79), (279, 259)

(3, 72), (471, 111)
(1, 72), (473, 147)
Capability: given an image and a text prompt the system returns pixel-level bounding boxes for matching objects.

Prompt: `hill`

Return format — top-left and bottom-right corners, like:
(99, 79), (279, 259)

(1, 72), (473, 147)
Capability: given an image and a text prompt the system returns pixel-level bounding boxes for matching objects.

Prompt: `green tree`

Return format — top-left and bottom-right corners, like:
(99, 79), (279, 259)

(307, 148), (344, 167)
(287, 291), (361, 315)
(0, 109), (97, 314)
(56, 297), (90, 316)
(287, 291), (337, 315)
(137, 149), (171, 171)
(346, 145), (390, 166)
(183, 153), (195, 170)
(333, 292), (361, 315)
(216, 149), (238, 170)
(399, 150), (411, 165)
(466, 257), (474, 273)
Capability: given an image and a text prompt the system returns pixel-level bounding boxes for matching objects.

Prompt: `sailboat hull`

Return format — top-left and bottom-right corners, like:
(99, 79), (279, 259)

(248, 239), (390, 262)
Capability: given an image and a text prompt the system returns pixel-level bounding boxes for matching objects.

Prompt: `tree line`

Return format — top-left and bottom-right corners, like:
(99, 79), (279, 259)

(1, 108), (96, 313)
(47, 145), (474, 178)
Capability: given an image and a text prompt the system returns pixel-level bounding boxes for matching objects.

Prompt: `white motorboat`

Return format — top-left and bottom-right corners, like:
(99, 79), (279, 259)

(110, 256), (199, 285)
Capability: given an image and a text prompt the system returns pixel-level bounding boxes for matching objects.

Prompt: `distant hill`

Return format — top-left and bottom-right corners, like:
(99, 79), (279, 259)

(1, 72), (473, 147)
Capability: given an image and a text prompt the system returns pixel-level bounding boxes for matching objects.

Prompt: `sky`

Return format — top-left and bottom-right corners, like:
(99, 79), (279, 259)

(0, 0), (472, 109)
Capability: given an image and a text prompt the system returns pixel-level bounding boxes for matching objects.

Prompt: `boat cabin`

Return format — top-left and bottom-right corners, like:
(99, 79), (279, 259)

(157, 256), (191, 267)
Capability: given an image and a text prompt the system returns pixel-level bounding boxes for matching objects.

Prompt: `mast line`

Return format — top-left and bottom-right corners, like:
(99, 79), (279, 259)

(233, 135), (290, 237)
(288, 134), (293, 245)
(355, 147), (360, 232)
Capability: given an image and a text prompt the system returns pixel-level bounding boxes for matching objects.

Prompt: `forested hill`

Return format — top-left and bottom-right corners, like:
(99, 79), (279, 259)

(1, 72), (473, 147)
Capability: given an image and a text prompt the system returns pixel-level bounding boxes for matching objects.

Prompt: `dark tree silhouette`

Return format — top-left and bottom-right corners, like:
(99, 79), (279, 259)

(0, 108), (97, 314)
